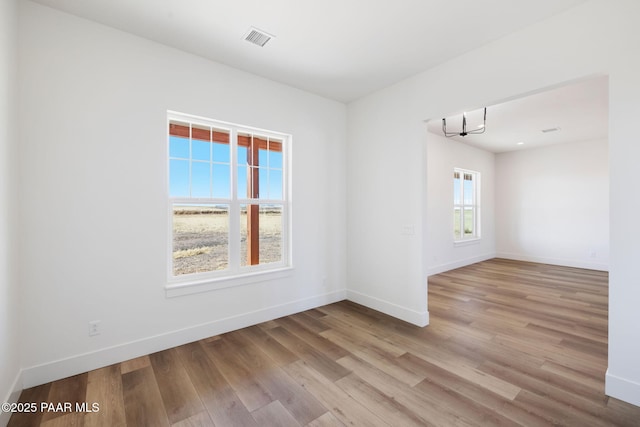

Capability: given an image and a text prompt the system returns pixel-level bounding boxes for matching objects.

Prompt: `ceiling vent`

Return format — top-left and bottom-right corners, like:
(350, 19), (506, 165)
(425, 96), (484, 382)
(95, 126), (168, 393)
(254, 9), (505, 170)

(244, 27), (274, 47)
(541, 127), (561, 133)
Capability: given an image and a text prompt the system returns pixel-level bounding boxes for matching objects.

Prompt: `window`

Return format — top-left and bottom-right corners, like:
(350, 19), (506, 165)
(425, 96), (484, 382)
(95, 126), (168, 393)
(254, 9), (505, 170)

(168, 112), (290, 286)
(453, 168), (480, 241)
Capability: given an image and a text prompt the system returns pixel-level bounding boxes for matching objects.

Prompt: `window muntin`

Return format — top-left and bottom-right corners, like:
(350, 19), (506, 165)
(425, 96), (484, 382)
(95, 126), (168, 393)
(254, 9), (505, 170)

(453, 168), (480, 241)
(168, 112), (290, 282)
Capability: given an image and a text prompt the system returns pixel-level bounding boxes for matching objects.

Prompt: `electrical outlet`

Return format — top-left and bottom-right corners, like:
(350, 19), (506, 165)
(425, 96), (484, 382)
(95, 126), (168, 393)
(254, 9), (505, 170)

(88, 320), (101, 337)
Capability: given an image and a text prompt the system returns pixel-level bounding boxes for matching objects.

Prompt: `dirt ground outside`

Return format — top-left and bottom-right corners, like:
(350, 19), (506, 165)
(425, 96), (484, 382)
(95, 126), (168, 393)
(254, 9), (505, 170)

(172, 205), (282, 275)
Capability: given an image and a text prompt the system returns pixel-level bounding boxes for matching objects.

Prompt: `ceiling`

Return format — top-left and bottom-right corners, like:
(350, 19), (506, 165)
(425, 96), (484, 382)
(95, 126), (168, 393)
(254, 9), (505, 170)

(31, 0), (588, 103)
(426, 76), (608, 153)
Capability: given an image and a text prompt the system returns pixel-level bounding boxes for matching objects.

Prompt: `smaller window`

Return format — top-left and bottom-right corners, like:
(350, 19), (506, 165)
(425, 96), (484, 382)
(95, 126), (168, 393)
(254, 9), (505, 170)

(453, 168), (480, 241)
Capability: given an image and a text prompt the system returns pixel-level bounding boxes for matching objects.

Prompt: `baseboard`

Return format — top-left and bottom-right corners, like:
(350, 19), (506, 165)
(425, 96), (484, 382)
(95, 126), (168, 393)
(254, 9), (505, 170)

(427, 253), (495, 276)
(346, 290), (429, 327)
(496, 252), (609, 271)
(21, 289), (347, 389)
(606, 370), (640, 407)
(1, 369), (23, 427)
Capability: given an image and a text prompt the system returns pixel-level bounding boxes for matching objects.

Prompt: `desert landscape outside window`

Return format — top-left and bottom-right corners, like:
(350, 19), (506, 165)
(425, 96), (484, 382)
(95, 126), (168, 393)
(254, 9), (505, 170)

(168, 112), (290, 281)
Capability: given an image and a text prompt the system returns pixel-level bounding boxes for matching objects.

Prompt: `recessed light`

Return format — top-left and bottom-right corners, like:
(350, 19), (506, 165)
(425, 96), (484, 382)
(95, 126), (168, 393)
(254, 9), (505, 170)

(517, 142), (524, 145)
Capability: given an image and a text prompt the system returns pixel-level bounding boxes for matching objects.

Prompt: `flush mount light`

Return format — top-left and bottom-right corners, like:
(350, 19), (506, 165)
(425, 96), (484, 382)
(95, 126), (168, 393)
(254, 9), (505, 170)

(442, 108), (487, 137)
(243, 27), (275, 47)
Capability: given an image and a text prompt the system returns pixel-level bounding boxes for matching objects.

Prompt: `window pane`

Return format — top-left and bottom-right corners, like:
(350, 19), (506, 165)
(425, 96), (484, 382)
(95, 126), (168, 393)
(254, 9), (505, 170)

(172, 204), (229, 275)
(463, 207), (474, 236)
(237, 145), (248, 166)
(213, 142), (230, 163)
(248, 166), (258, 198)
(169, 159), (189, 197)
(259, 148), (268, 167)
(270, 150), (283, 169)
(258, 168), (268, 199)
(237, 166), (248, 198)
(212, 164), (230, 198)
(191, 162), (211, 198)
(169, 136), (189, 159)
(240, 204), (248, 266)
(269, 170), (283, 200)
(192, 140), (210, 161)
(260, 205), (283, 264)
(239, 204), (283, 267)
(453, 174), (461, 205)
(454, 208), (461, 240)
(463, 176), (474, 205)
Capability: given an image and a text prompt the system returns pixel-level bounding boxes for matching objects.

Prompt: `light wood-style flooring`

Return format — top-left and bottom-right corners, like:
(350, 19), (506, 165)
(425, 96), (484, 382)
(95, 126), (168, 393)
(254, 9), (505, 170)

(9, 259), (640, 426)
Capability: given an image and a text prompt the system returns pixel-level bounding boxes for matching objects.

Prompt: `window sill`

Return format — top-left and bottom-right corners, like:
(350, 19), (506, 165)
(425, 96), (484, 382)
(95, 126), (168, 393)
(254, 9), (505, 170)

(166, 267), (294, 298)
(454, 238), (481, 247)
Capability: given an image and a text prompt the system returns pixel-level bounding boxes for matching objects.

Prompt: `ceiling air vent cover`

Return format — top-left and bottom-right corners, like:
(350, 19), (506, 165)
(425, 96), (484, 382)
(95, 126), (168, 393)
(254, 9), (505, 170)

(541, 127), (561, 133)
(244, 27), (274, 47)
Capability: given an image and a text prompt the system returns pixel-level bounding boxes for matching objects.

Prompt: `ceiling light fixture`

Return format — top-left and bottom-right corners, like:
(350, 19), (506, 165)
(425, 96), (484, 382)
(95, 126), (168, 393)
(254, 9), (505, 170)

(442, 108), (487, 137)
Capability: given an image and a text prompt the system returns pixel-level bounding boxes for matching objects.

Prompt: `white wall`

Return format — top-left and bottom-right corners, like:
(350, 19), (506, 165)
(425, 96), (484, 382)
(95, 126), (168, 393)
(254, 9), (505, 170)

(346, 83), (429, 326)
(0, 0), (21, 423)
(17, 1), (347, 387)
(347, 0), (640, 406)
(425, 133), (495, 276)
(496, 139), (609, 270)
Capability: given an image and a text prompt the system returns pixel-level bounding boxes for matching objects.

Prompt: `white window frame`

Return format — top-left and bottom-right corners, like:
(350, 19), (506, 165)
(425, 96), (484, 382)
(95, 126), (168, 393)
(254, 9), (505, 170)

(453, 167), (481, 243)
(166, 111), (292, 297)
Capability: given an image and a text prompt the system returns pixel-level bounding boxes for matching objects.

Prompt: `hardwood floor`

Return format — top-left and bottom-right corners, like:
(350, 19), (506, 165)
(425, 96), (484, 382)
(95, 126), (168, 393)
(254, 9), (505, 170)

(9, 259), (640, 426)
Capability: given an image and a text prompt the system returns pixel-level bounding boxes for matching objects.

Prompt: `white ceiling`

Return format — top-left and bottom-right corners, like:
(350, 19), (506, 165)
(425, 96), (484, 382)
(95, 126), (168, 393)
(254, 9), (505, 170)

(426, 76), (609, 153)
(31, 0), (588, 103)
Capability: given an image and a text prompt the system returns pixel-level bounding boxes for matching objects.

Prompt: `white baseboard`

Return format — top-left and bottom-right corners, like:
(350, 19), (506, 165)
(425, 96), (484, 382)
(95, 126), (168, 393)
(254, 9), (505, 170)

(606, 370), (640, 407)
(21, 290), (346, 389)
(427, 253), (495, 277)
(496, 252), (609, 272)
(1, 369), (23, 427)
(346, 290), (429, 327)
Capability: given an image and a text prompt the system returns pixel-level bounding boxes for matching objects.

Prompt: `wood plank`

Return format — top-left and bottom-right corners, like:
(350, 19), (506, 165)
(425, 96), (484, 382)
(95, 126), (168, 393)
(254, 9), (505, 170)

(335, 374), (427, 427)
(40, 373), (88, 424)
(336, 355), (476, 427)
(122, 366), (169, 427)
(320, 328), (423, 387)
(84, 364), (126, 427)
(273, 316), (349, 360)
(250, 400), (299, 427)
(283, 360), (390, 426)
(397, 352), (550, 427)
(175, 341), (257, 427)
(170, 411), (214, 427)
(306, 412), (346, 427)
(201, 335), (273, 412)
(120, 355), (151, 375)
(265, 326), (351, 382)
(238, 325), (299, 367)
(288, 311), (330, 334)
(7, 383), (52, 427)
(209, 331), (326, 425)
(149, 348), (204, 425)
(40, 412), (84, 427)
